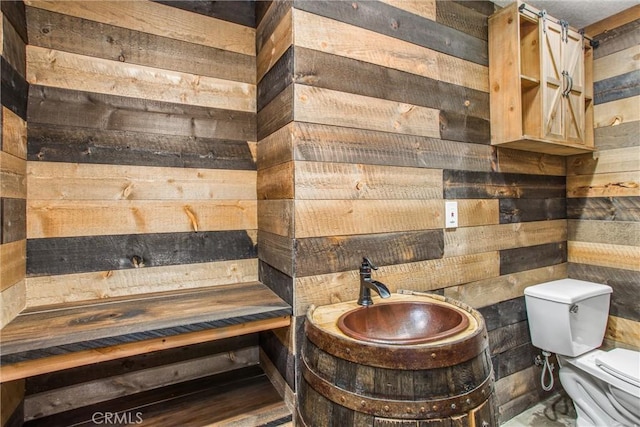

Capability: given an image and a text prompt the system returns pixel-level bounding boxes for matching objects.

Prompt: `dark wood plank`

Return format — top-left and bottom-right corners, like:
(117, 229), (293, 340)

(491, 342), (537, 380)
(594, 69), (640, 105)
(28, 86), (256, 141)
(294, 0), (488, 66)
(567, 196), (640, 221)
(257, 83), (293, 140)
(295, 230), (443, 277)
(258, 45), (294, 111)
(478, 297), (527, 330)
(439, 110), (490, 144)
(25, 335), (257, 394)
(444, 170), (566, 199)
(27, 123), (255, 170)
(1, 0), (27, 44)
(257, 230), (294, 277)
(488, 320), (530, 356)
(293, 46), (490, 120)
(1, 57), (28, 120)
(1, 197), (26, 244)
(259, 330), (296, 390)
(453, 1), (496, 17)
(293, 123), (493, 172)
(0, 282), (291, 361)
(255, 1), (272, 28)
(27, 231), (257, 277)
(2, 13), (26, 76)
(568, 263), (640, 322)
(594, 121), (640, 150)
(500, 242), (567, 276)
(256, 0), (292, 55)
(26, 7), (255, 84)
(259, 259), (293, 306)
(436, 0), (488, 40)
(593, 19), (640, 59)
(500, 198), (566, 223)
(153, 1), (256, 27)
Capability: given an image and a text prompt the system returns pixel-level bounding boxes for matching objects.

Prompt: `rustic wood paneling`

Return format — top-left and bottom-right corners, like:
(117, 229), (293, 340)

(594, 70), (640, 105)
(2, 106), (27, 159)
(593, 121), (640, 150)
(444, 170), (566, 199)
(256, 6), (292, 83)
(0, 239), (25, 291)
(594, 97), (640, 129)
(592, 18), (640, 60)
(1, 197), (26, 243)
(500, 242), (567, 275)
(257, 45), (293, 112)
(26, 7), (256, 84)
(567, 196), (640, 221)
(0, 151), (26, 199)
(593, 44), (640, 82)
(257, 83), (294, 141)
(493, 147), (566, 176)
(499, 198), (566, 223)
(257, 230), (294, 278)
(1, 379), (24, 427)
(568, 241), (640, 272)
(259, 259), (293, 306)
(2, 13), (26, 76)
(569, 219), (640, 247)
(1, 56), (28, 120)
(436, 1), (488, 41)
(153, 1), (255, 27)
(567, 171), (640, 198)
(568, 146), (640, 176)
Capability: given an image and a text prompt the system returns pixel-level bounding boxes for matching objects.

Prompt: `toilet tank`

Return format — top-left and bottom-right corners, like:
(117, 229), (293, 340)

(524, 279), (612, 357)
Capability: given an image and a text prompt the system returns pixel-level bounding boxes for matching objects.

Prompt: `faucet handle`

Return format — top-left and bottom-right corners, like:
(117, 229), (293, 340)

(362, 257), (378, 271)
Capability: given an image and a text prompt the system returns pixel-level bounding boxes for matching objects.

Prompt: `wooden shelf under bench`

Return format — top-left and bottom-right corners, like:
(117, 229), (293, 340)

(0, 282), (291, 382)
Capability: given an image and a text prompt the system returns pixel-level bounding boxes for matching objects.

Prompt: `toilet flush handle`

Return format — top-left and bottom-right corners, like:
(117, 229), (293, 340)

(570, 304), (579, 314)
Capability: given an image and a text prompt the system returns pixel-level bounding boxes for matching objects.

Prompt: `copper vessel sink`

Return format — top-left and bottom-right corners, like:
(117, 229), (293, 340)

(337, 301), (469, 345)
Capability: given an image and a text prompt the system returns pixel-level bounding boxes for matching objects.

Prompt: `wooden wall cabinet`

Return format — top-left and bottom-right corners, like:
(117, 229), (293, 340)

(489, 1), (594, 155)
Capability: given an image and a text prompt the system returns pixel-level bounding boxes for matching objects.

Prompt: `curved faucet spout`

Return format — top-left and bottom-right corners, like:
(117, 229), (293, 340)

(357, 258), (391, 306)
(369, 280), (391, 298)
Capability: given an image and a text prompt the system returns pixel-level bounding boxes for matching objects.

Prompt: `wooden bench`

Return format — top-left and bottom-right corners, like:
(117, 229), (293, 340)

(1, 281), (292, 425)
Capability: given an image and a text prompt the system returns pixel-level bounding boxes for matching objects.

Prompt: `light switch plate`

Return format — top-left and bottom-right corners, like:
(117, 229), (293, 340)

(445, 201), (458, 229)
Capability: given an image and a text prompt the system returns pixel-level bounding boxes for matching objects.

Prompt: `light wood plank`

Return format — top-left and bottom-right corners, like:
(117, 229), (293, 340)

(292, 9), (488, 92)
(294, 85), (440, 139)
(594, 45), (640, 82)
(0, 379), (24, 426)
(567, 146), (640, 176)
(27, 162), (256, 201)
(295, 252), (499, 316)
(568, 241), (640, 271)
(494, 147), (566, 176)
(26, 258), (258, 308)
(27, 46), (255, 112)
(0, 151), (26, 199)
(585, 4), (640, 38)
(379, 0), (436, 21)
(456, 199), (500, 227)
(444, 264), (567, 309)
(0, 316), (289, 383)
(0, 239), (25, 292)
(294, 199), (442, 238)
(256, 7), (292, 83)
(567, 171), (640, 198)
(606, 315), (640, 348)
(594, 97), (640, 128)
(24, 0), (255, 56)
(24, 348), (258, 420)
(0, 279), (26, 329)
(257, 161), (294, 200)
(256, 122), (294, 170)
(569, 219), (640, 247)
(27, 200), (257, 238)
(294, 162), (443, 200)
(258, 200), (294, 238)
(2, 106), (27, 160)
(444, 220), (567, 257)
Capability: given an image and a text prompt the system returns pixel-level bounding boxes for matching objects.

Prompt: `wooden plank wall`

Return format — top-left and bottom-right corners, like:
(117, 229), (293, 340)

(256, 1), (568, 423)
(1, 1), (28, 425)
(569, 10), (640, 349)
(15, 0), (260, 421)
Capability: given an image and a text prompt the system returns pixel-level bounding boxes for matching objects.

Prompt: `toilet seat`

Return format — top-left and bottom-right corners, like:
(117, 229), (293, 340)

(596, 348), (640, 389)
(565, 349), (640, 398)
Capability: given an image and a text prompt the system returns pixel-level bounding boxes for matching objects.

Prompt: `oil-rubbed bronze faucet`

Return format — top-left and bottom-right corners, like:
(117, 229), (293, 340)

(358, 257), (391, 306)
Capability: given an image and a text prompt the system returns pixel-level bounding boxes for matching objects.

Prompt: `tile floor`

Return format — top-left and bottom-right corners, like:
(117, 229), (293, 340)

(501, 393), (577, 427)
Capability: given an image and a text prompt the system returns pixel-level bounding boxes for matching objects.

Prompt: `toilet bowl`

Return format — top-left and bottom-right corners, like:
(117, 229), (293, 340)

(524, 279), (640, 427)
(559, 348), (640, 426)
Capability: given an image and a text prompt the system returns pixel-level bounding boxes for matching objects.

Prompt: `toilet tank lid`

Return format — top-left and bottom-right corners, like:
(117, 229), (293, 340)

(524, 279), (612, 304)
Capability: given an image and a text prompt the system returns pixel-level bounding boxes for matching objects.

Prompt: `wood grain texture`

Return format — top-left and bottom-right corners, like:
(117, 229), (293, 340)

(256, 122), (294, 170)
(25, 0), (255, 55)
(2, 13), (26, 76)
(258, 45), (293, 112)
(258, 200), (294, 238)
(25, 258), (258, 308)
(256, 7), (292, 83)
(27, 162), (256, 201)
(2, 106), (27, 159)
(446, 264), (567, 309)
(569, 219), (640, 247)
(594, 121), (640, 150)
(493, 147), (566, 176)
(291, 122), (494, 172)
(568, 241), (640, 271)
(0, 151), (26, 199)
(436, 0), (488, 41)
(295, 252), (499, 316)
(0, 379), (24, 427)
(594, 70), (640, 105)
(153, 1), (256, 27)
(294, 199), (442, 238)
(295, 0), (487, 65)
(28, 86), (256, 141)
(27, 200), (257, 238)
(27, 230), (257, 277)
(0, 238), (25, 291)
(1, 0), (27, 44)
(444, 170), (566, 199)
(444, 220), (567, 258)
(1, 197), (26, 243)
(567, 196), (640, 221)
(585, 4), (640, 38)
(259, 259), (293, 306)
(500, 242), (567, 275)
(27, 46), (256, 112)
(499, 198), (566, 223)
(593, 44), (640, 82)
(257, 231), (294, 278)
(568, 146), (640, 175)
(255, 0), (292, 60)
(592, 18), (640, 60)
(26, 6), (256, 84)
(257, 83), (294, 141)
(257, 161), (294, 200)
(1, 56), (28, 120)
(567, 171), (640, 198)
(294, 85), (440, 139)
(27, 123), (256, 170)
(292, 9), (488, 93)
(0, 278), (26, 329)
(606, 315), (640, 348)
(478, 296), (527, 332)
(594, 97), (640, 129)
(379, 0), (436, 21)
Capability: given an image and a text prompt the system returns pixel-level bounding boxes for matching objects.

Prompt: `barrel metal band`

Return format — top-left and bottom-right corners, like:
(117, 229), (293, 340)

(301, 355), (494, 420)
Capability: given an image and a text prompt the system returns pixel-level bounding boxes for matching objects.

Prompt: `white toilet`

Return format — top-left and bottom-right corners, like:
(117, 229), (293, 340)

(524, 279), (640, 427)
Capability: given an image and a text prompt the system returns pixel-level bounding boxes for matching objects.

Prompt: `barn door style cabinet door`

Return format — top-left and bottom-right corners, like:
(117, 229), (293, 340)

(489, 1), (595, 155)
